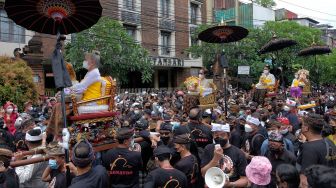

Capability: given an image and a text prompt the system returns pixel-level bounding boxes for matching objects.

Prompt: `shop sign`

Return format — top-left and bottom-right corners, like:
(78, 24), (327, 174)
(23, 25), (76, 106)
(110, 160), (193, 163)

(149, 56), (184, 67)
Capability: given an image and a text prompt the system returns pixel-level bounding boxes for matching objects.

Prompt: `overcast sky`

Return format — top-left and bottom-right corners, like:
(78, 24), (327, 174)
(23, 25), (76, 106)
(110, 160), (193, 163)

(240, 0), (336, 28)
(275, 0), (336, 28)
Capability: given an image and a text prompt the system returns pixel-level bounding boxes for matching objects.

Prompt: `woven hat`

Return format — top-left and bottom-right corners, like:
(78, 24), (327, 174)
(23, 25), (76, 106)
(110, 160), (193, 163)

(173, 134), (192, 144)
(46, 141), (65, 156)
(245, 156), (272, 185)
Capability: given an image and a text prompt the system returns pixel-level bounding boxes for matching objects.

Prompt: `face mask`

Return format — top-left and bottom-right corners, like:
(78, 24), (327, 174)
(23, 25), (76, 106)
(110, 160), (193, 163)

(214, 137), (228, 148)
(283, 106), (290, 112)
(244, 124), (253, 133)
(29, 106), (33, 111)
(268, 130), (276, 136)
(263, 70), (269, 74)
(239, 111), (244, 115)
(48, 159), (59, 170)
(161, 136), (170, 145)
(6, 108), (13, 114)
(134, 110), (140, 114)
(171, 122), (180, 130)
(82, 60), (89, 69)
(279, 128), (288, 135)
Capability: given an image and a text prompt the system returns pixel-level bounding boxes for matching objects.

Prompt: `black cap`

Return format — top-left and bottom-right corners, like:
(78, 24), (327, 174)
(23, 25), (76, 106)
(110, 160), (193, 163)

(160, 122), (172, 132)
(143, 109), (152, 115)
(135, 119), (149, 130)
(116, 127), (134, 140)
(163, 114), (171, 122)
(173, 126), (190, 136)
(153, 145), (171, 156)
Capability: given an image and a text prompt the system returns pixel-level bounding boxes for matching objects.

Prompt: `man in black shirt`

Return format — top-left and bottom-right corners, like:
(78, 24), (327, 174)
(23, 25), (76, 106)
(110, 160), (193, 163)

(42, 141), (72, 188)
(144, 145), (187, 188)
(69, 140), (109, 188)
(102, 127), (142, 188)
(201, 123), (248, 188)
(187, 108), (213, 152)
(264, 132), (296, 187)
(297, 113), (336, 187)
(242, 116), (267, 159)
(173, 134), (200, 188)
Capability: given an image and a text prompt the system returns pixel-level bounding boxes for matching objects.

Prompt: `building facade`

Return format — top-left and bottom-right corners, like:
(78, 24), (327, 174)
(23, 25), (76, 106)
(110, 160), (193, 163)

(100, 0), (206, 89)
(213, 2), (275, 28)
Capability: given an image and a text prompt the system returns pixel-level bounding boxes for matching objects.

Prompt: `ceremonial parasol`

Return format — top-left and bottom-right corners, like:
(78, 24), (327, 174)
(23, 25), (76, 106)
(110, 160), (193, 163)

(198, 25), (249, 116)
(259, 37), (297, 54)
(298, 45), (332, 56)
(298, 45), (332, 113)
(4, 0), (102, 35)
(5, 0), (102, 185)
(198, 25), (249, 43)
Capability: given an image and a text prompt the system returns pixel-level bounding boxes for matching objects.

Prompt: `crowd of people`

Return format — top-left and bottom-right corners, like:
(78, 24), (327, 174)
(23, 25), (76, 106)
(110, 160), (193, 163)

(0, 86), (335, 188)
(0, 51), (335, 188)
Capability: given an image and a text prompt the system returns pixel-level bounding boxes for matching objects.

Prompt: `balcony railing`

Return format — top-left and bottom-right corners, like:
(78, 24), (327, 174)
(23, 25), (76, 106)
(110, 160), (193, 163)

(159, 18), (175, 31)
(121, 9), (141, 25)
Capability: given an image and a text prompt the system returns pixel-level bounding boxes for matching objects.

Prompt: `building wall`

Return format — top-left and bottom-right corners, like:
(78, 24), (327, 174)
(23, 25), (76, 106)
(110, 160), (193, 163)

(0, 30), (34, 56)
(252, 4), (275, 27)
(175, 0), (189, 59)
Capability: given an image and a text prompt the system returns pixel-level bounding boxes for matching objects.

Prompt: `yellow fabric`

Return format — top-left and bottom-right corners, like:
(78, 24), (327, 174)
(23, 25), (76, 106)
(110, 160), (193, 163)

(82, 81), (102, 103)
(100, 77), (112, 105)
(293, 80), (299, 87)
(328, 135), (336, 145)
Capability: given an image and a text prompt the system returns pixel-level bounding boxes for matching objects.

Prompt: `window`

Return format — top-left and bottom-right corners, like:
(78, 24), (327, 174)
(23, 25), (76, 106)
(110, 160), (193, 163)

(190, 3), (198, 25)
(0, 9), (25, 43)
(124, 0), (135, 10)
(124, 25), (137, 40)
(161, 0), (170, 18)
(161, 31), (171, 55)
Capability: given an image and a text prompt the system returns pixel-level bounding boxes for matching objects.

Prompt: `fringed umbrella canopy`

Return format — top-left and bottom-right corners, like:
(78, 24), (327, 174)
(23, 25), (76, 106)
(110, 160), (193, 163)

(5, 0), (102, 35)
(298, 45), (332, 56)
(259, 37), (297, 54)
(198, 25), (249, 43)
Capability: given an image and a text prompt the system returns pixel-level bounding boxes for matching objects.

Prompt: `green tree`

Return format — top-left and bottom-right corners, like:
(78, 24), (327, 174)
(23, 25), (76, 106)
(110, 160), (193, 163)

(187, 21), (323, 86)
(65, 17), (153, 84)
(254, 0), (276, 8)
(0, 57), (38, 110)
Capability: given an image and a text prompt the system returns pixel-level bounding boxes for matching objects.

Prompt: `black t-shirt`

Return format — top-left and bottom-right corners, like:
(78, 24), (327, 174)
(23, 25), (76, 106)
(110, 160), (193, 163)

(188, 123), (213, 149)
(244, 128), (267, 156)
(297, 139), (336, 173)
(230, 126), (246, 149)
(144, 167), (188, 188)
(266, 150), (296, 188)
(49, 169), (75, 188)
(174, 155), (200, 188)
(201, 144), (247, 182)
(69, 165), (109, 188)
(0, 168), (19, 188)
(102, 147), (142, 188)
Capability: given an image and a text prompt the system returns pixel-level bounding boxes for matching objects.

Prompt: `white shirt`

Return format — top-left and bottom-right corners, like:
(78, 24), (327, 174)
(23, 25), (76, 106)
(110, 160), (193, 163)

(256, 73), (275, 89)
(71, 68), (101, 94)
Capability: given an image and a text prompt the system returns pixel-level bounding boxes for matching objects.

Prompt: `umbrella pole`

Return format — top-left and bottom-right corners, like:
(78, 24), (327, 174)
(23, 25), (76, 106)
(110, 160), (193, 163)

(56, 34), (71, 186)
(224, 68), (228, 117)
(315, 55), (322, 114)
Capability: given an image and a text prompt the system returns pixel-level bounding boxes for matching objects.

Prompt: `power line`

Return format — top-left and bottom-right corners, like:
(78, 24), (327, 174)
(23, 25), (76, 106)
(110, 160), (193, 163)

(277, 0), (336, 17)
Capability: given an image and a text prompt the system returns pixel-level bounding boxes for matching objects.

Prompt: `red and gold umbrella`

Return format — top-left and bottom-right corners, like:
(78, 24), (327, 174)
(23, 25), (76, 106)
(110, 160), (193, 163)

(5, 0), (102, 35)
